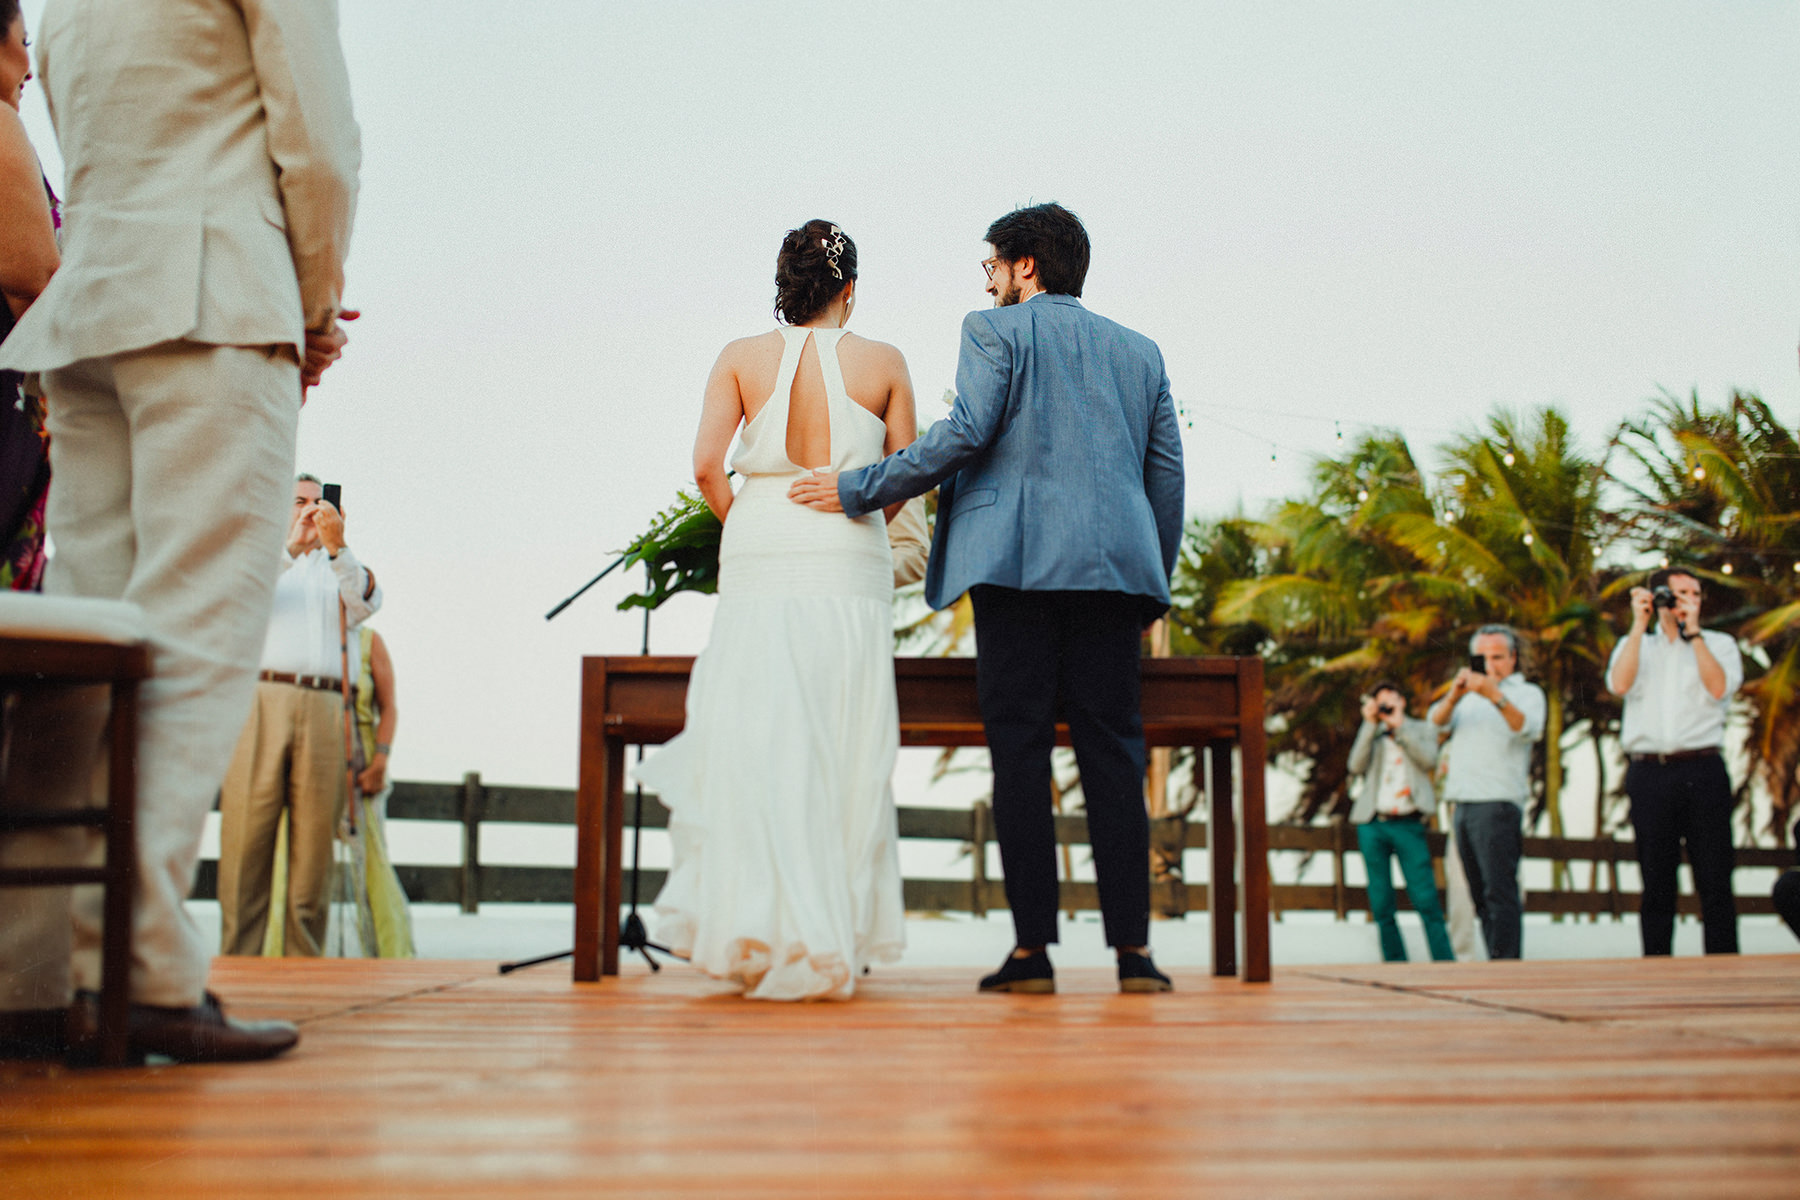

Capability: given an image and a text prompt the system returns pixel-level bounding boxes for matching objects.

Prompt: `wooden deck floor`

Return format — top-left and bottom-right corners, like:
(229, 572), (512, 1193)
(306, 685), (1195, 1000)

(4, 954), (1799, 1198)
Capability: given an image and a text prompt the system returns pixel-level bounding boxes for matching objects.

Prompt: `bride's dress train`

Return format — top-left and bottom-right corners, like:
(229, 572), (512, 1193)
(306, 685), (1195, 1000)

(635, 325), (905, 1000)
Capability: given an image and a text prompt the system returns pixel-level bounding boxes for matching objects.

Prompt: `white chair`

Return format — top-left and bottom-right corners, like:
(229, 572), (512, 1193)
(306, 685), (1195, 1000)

(0, 593), (148, 1067)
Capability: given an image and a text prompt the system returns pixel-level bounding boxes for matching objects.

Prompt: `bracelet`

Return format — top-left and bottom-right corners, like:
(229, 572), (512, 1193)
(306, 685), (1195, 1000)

(1680, 629), (1700, 642)
(374, 742), (391, 756)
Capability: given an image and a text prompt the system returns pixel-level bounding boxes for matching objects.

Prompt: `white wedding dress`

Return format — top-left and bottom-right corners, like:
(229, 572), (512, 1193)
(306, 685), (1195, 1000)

(635, 325), (906, 1000)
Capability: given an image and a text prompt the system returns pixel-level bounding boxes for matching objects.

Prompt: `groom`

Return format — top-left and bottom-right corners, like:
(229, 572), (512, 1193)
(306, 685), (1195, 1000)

(791, 203), (1185, 994)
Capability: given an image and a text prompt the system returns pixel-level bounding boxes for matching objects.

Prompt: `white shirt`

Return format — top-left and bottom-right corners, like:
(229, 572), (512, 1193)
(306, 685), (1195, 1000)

(1608, 627), (1741, 754)
(1441, 673), (1547, 804)
(259, 547), (381, 678)
(1376, 738), (1416, 815)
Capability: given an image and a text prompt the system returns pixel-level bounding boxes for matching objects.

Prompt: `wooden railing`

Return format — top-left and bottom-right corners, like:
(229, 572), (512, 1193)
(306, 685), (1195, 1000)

(191, 774), (1792, 918)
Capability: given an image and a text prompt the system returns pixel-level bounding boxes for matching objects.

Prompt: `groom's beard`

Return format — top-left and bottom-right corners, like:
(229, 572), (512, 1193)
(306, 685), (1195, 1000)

(996, 282), (1023, 307)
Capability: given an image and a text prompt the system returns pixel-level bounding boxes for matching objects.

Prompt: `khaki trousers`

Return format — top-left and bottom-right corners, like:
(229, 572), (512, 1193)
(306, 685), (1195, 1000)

(217, 681), (347, 956)
(0, 342), (298, 1010)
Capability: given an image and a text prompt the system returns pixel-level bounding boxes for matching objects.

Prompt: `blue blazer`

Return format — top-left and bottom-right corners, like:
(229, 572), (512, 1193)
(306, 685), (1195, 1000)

(839, 293), (1185, 616)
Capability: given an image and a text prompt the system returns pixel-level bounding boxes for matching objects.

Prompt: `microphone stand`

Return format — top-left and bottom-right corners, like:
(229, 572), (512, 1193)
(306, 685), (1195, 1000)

(502, 561), (671, 974)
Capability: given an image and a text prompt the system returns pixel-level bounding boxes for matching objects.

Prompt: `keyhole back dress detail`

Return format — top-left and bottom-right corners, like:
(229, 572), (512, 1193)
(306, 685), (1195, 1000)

(634, 325), (905, 1000)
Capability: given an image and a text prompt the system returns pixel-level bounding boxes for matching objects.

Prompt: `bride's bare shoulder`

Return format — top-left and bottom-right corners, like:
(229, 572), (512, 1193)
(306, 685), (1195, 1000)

(715, 329), (786, 369)
(839, 332), (908, 372)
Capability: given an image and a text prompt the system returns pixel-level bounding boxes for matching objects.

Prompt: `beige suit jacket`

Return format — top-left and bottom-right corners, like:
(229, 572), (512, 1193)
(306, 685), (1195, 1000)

(0, 0), (359, 373)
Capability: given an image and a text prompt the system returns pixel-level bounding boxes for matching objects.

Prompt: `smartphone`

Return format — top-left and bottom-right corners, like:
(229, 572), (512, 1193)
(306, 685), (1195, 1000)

(321, 483), (342, 511)
(1469, 653), (1486, 674)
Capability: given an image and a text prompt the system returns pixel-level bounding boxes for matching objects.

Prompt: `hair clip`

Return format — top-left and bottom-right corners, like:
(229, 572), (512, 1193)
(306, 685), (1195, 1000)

(821, 225), (845, 280)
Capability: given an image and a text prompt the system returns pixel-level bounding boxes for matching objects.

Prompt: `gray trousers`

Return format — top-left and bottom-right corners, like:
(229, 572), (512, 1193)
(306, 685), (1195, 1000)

(1453, 799), (1524, 960)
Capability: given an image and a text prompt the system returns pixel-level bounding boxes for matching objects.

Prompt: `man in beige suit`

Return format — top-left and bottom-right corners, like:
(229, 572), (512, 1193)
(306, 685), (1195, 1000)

(0, 0), (359, 1064)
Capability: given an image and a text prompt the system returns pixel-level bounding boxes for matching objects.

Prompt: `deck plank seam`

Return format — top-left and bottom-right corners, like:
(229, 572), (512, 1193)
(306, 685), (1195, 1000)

(286, 973), (496, 1027)
(1295, 970), (1579, 1024)
(1296, 970), (1796, 1049)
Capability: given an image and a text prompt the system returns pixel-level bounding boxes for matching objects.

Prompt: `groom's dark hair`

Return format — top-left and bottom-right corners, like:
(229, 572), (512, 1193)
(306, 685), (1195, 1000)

(985, 203), (1090, 297)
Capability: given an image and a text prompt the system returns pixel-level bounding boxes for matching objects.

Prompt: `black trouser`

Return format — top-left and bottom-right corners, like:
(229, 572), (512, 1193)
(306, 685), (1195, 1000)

(1626, 753), (1737, 955)
(970, 586), (1151, 950)
(1453, 801), (1523, 960)
(1773, 869), (1800, 942)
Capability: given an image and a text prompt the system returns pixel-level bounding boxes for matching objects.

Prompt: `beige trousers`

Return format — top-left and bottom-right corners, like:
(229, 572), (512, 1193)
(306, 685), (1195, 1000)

(0, 342), (298, 1010)
(217, 681), (347, 956)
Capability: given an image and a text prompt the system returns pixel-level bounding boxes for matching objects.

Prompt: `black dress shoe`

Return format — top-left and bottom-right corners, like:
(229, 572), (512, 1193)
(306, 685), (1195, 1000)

(69, 990), (300, 1065)
(1116, 949), (1173, 993)
(0, 1007), (68, 1060)
(1117, 950), (1172, 993)
(979, 948), (1055, 994)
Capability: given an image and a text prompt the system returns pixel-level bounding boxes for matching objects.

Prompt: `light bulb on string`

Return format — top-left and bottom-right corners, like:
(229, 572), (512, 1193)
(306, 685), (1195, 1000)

(1522, 532), (1534, 546)
(1502, 452), (1516, 467)
(1660, 555), (1671, 568)
(1721, 563), (1733, 575)
(1693, 466), (1706, 481)
(1335, 421), (1344, 442)
(1357, 489), (1369, 503)
(1792, 561), (1799, 573)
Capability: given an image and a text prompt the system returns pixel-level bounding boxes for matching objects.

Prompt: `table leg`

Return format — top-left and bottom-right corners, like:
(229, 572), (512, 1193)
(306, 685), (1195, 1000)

(573, 659), (608, 982)
(600, 738), (626, 977)
(1239, 658), (1271, 983)
(1208, 739), (1236, 978)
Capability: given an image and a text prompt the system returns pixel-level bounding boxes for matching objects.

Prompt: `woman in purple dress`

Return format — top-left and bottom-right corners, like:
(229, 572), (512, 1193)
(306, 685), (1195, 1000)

(0, 0), (59, 590)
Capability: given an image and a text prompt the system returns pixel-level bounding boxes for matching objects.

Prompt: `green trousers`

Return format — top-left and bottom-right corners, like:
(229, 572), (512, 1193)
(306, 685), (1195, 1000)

(1357, 817), (1455, 962)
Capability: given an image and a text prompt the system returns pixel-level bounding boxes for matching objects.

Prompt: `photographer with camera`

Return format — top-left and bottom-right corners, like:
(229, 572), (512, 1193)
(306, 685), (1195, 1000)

(1347, 682), (1455, 962)
(1430, 625), (1546, 960)
(216, 474), (381, 957)
(1607, 567), (1742, 956)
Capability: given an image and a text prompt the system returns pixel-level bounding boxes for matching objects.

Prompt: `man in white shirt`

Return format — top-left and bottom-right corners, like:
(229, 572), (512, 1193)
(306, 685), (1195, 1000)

(1607, 567), (1742, 956)
(216, 475), (381, 957)
(1430, 625), (1547, 960)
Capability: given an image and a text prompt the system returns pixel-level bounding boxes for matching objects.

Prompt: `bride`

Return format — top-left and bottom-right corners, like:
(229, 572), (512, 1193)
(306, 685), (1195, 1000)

(635, 220), (916, 1000)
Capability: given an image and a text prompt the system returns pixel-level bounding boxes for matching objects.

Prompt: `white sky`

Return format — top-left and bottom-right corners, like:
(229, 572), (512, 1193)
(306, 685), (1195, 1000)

(17, 1), (1800, 790)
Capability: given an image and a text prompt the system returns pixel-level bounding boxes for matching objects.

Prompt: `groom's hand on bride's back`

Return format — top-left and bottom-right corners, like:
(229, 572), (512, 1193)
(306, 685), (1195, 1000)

(789, 471), (845, 513)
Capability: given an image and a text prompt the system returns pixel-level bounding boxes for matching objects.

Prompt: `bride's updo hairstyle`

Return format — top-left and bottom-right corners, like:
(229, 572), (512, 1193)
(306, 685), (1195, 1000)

(774, 219), (857, 326)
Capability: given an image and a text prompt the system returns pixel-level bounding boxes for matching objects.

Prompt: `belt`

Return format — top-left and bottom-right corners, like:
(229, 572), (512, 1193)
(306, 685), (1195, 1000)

(1372, 811), (1422, 822)
(259, 670), (342, 693)
(1627, 748), (1722, 766)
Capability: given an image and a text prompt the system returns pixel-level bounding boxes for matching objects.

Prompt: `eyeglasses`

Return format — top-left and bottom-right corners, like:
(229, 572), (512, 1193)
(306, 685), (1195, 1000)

(981, 257), (999, 280)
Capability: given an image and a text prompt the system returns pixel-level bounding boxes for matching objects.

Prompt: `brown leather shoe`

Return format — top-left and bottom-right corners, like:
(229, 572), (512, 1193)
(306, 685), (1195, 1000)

(0, 1007), (69, 1060)
(69, 991), (299, 1065)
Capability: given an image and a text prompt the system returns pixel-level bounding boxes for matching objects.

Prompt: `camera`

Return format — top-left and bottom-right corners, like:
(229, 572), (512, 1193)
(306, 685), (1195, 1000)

(1377, 703), (1397, 718)
(1651, 584), (1677, 611)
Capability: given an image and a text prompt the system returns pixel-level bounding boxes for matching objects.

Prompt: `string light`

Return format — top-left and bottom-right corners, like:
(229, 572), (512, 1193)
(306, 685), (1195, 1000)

(1792, 562), (1800, 573)
(1522, 532), (1534, 546)
(1721, 563), (1734, 575)
(1693, 466), (1706, 481)
(1356, 489), (1369, 502)
(1502, 452), (1516, 467)
(1660, 555), (1671, 568)
(1334, 420), (1344, 442)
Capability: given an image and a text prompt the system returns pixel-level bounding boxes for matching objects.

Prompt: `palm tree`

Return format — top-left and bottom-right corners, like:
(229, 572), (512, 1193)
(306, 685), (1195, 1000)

(1190, 433), (1471, 822)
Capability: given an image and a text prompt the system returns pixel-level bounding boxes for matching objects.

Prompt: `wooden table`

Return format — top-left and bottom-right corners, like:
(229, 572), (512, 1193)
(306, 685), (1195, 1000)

(574, 656), (1269, 983)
